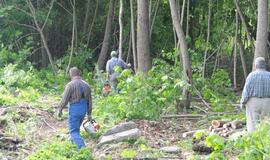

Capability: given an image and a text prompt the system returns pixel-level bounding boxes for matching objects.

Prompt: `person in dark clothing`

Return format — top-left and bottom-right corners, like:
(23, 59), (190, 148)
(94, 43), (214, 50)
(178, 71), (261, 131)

(58, 67), (92, 149)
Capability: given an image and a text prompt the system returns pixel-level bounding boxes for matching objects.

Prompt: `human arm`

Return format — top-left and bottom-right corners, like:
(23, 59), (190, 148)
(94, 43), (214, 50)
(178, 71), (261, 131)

(240, 75), (252, 109)
(87, 88), (93, 120)
(58, 84), (71, 117)
(106, 60), (111, 80)
(120, 59), (131, 69)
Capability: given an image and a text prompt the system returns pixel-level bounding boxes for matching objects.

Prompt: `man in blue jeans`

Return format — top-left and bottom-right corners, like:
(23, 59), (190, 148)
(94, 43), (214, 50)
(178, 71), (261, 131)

(58, 67), (92, 149)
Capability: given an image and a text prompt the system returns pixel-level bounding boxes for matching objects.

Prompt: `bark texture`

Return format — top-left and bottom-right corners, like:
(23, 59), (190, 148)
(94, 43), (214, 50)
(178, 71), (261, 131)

(169, 0), (192, 111)
(254, 0), (268, 68)
(137, 0), (151, 75)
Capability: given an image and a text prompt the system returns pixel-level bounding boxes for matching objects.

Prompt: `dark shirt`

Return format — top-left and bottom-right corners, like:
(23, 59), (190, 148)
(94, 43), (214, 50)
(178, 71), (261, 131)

(59, 77), (92, 114)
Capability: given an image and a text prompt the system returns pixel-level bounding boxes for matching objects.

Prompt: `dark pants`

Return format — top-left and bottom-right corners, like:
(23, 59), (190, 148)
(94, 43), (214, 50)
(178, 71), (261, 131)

(68, 99), (88, 149)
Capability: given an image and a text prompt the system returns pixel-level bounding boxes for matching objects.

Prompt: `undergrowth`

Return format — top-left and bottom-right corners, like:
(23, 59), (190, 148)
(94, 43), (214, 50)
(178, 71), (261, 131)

(27, 139), (93, 160)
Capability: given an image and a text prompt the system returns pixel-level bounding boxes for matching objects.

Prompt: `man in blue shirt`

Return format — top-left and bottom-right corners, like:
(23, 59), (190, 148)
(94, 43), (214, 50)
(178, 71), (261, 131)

(240, 57), (270, 132)
(106, 51), (130, 91)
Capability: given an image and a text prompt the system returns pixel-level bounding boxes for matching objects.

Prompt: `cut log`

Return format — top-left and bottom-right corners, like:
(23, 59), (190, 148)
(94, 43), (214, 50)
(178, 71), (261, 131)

(223, 122), (231, 129)
(208, 126), (213, 131)
(211, 120), (229, 128)
(231, 120), (245, 129)
(223, 130), (235, 137)
(212, 127), (224, 133)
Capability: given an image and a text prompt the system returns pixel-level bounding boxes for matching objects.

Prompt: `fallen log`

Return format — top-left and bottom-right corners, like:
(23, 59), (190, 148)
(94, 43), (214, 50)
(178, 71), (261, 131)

(223, 122), (231, 129)
(161, 114), (205, 119)
(212, 127), (224, 133)
(211, 120), (230, 129)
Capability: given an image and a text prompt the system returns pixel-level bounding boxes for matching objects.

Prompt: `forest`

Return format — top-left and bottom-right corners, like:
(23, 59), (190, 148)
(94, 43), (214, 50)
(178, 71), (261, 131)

(0, 0), (269, 159)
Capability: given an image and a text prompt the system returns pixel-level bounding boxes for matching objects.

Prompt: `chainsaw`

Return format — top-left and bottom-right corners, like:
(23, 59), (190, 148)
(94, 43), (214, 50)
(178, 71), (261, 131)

(83, 119), (100, 134)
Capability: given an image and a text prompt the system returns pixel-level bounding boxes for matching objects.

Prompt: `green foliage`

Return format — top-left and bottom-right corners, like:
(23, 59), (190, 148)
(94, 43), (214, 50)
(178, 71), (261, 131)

(0, 47), (18, 66)
(120, 149), (137, 158)
(0, 64), (35, 88)
(194, 69), (236, 112)
(95, 59), (189, 120)
(234, 122), (270, 160)
(205, 134), (225, 151)
(194, 130), (207, 140)
(27, 140), (93, 160)
(207, 152), (227, 160)
(56, 46), (95, 71)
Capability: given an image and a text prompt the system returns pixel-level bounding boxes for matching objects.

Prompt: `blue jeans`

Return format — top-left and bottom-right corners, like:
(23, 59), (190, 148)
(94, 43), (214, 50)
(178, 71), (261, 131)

(68, 99), (88, 149)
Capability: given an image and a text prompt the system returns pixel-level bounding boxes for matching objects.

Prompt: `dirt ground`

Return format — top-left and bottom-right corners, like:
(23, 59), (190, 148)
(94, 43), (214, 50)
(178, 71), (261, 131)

(1, 102), (211, 160)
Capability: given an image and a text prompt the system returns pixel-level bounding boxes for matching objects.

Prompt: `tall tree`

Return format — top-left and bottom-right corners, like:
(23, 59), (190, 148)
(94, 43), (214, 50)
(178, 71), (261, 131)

(169, 0), (192, 111)
(118, 0), (124, 58)
(137, 0), (151, 75)
(97, 0), (115, 70)
(130, 0), (137, 71)
(202, 0), (212, 78)
(238, 40), (248, 79)
(233, 11), (239, 89)
(254, 0), (268, 67)
(26, 0), (57, 75)
(234, 0), (255, 52)
(86, 0), (99, 47)
(66, 0), (76, 75)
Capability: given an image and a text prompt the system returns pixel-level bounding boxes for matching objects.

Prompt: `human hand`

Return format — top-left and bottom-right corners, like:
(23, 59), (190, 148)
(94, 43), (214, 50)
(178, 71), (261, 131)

(87, 114), (92, 121)
(240, 103), (245, 110)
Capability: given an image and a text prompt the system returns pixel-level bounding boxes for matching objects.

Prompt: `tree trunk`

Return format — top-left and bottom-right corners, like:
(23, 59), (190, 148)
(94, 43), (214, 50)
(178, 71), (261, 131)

(169, 0), (192, 111)
(86, 0), (99, 47)
(202, 0), (212, 78)
(130, 0), (137, 71)
(37, 0), (48, 67)
(185, 0), (190, 37)
(83, 0), (91, 35)
(233, 11), (238, 89)
(234, 0), (255, 52)
(66, 0), (76, 75)
(137, 0), (151, 75)
(126, 32), (132, 63)
(238, 40), (248, 79)
(180, 0), (186, 25)
(97, 0), (115, 70)
(150, 0), (160, 38)
(254, 0), (268, 69)
(26, 0), (57, 75)
(118, 0), (124, 59)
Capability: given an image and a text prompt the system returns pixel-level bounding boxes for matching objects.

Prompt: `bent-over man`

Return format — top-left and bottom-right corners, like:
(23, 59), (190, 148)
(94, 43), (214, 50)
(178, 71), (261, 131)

(240, 57), (270, 132)
(58, 67), (92, 149)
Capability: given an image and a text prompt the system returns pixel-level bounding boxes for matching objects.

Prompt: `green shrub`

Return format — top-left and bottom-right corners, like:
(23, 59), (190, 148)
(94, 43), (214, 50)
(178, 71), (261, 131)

(194, 69), (236, 112)
(27, 140), (93, 160)
(235, 122), (270, 160)
(94, 59), (189, 120)
(120, 149), (137, 158)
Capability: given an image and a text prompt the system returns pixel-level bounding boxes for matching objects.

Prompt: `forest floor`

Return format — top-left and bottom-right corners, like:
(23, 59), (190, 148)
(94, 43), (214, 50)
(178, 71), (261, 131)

(0, 95), (240, 160)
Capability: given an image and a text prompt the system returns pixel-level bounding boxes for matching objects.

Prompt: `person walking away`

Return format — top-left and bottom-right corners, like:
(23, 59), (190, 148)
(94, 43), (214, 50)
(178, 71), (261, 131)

(106, 51), (130, 91)
(240, 57), (270, 132)
(58, 67), (92, 149)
